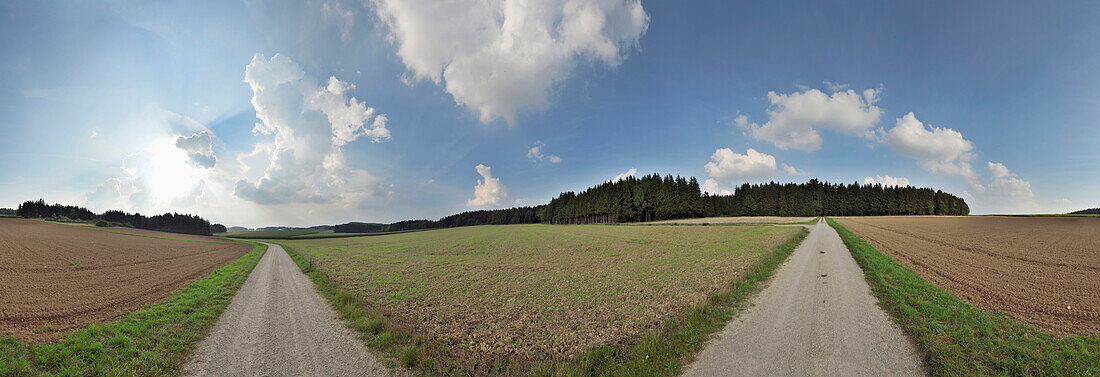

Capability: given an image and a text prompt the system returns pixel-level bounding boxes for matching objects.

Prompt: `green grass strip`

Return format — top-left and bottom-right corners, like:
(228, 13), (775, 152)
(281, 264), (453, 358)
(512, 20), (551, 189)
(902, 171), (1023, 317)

(42, 220), (239, 245)
(279, 226), (810, 377)
(0, 243), (267, 376)
(826, 218), (1100, 376)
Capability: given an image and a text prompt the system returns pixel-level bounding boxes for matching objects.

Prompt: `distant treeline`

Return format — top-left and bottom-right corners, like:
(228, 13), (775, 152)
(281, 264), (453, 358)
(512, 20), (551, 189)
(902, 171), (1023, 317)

(333, 222), (388, 233)
(0, 207), (16, 216)
(345, 208), (541, 233)
(703, 180), (970, 217)
(15, 200), (96, 220)
(1070, 208), (1100, 215)
(16, 199), (215, 236)
(335, 174), (969, 232)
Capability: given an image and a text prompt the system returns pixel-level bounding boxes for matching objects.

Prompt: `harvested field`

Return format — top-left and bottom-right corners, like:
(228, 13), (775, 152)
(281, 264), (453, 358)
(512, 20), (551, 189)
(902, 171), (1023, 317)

(0, 218), (252, 342)
(277, 224), (803, 371)
(650, 216), (816, 225)
(834, 216), (1100, 335)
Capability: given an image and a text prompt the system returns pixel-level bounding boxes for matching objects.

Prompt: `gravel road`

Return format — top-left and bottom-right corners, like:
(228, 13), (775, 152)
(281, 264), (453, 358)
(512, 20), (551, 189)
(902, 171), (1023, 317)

(181, 243), (390, 377)
(682, 219), (925, 377)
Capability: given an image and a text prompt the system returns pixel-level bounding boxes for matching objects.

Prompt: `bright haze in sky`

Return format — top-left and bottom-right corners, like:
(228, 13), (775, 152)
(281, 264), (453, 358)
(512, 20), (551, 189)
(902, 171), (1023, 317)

(1, 1), (1097, 227)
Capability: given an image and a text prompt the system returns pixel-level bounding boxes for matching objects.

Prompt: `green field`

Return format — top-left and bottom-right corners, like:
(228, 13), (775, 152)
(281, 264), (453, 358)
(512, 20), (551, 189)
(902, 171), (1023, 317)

(827, 218), (1100, 376)
(274, 223), (806, 375)
(0, 243), (267, 376)
(218, 229), (420, 239)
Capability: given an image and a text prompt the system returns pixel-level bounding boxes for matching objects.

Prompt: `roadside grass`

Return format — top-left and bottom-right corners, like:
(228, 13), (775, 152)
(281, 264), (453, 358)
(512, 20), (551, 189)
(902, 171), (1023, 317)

(826, 218), (1100, 376)
(277, 224), (808, 376)
(0, 243), (267, 376)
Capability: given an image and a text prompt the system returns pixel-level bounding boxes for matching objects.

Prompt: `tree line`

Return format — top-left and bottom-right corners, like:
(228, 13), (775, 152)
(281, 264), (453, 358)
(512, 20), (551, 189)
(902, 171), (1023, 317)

(337, 174), (969, 233)
(1070, 208), (1100, 215)
(16, 199), (216, 236)
(703, 179), (970, 217)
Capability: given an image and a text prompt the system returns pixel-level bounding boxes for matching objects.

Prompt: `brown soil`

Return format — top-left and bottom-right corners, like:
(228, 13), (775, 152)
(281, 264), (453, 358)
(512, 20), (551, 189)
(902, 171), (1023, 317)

(0, 218), (252, 342)
(834, 216), (1100, 335)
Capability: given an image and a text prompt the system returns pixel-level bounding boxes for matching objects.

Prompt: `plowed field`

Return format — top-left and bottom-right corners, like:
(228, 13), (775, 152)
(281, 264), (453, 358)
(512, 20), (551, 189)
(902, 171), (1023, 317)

(834, 216), (1100, 335)
(0, 218), (252, 342)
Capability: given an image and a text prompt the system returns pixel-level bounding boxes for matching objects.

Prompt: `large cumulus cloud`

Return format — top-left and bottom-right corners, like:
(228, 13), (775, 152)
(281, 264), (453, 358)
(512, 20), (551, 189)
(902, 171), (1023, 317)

(371, 0), (649, 124)
(737, 87), (883, 152)
(234, 53), (391, 205)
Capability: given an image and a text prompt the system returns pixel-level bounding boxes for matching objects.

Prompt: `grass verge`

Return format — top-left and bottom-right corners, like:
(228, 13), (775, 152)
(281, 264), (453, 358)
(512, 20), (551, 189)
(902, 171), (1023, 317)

(0, 243), (267, 376)
(278, 225), (809, 376)
(826, 217), (1100, 376)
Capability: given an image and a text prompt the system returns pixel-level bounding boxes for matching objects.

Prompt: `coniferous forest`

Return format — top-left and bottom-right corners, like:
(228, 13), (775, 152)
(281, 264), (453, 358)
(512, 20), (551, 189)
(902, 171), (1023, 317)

(16, 199), (214, 236)
(348, 174), (968, 232)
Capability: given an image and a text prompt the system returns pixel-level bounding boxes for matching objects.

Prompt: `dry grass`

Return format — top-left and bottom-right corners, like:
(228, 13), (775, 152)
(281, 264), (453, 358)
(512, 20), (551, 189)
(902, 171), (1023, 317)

(277, 224), (803, 374)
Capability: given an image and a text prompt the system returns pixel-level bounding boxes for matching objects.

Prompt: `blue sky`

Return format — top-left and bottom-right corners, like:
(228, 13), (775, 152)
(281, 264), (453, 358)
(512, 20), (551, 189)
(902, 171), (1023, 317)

(1, 0), (1097, 227)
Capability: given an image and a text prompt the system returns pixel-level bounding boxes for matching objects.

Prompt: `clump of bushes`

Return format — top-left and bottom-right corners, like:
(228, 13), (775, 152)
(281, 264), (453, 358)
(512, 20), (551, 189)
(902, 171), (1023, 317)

(95, 220), (129, 228)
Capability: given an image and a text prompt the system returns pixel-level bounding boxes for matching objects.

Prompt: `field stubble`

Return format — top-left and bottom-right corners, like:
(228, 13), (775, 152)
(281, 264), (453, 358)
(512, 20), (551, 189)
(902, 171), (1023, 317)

(278, 224), (803, 373)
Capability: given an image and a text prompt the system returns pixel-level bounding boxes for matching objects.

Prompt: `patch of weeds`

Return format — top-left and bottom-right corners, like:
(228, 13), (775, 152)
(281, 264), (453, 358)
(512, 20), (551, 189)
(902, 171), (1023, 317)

(399, 346), (419, 367)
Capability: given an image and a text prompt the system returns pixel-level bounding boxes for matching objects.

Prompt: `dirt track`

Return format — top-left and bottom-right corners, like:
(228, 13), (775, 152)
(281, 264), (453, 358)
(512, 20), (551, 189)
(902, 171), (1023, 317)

(0, 218), (250, 342)
(835, 216), (1100, 335)
(181, 243), (389, 376)
(683, 219), (924, 376)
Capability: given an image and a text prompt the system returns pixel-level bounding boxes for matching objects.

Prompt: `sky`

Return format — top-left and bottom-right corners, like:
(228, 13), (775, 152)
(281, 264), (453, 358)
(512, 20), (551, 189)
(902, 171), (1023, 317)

(1, 0), (1097, 227)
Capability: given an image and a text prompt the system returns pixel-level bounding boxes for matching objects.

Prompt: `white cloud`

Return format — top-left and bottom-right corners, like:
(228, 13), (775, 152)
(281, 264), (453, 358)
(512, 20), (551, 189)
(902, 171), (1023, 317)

(701, 178), (732, 196)
(987, 161), (1011, 179)
(371, 0), (649, 124)
(1052, 198), (1074, 213)
(86, 177), (123, 208)
(234, 53), (392, 205)
(863, 175), (911, 187)
(781, 163), (805, 176)
(322, 1), (356, 42)
(527, 141), (561, 163)
(703, 148), (788, 180)
(85, 136), (209, 212)
(882, 112), (976, 181)
(962, 161), (1038, 213)
(175, 131), (217, 169)
(468, 164), (508, 208)
(611, 167), (637, 182)
(738, 86), (883, 151)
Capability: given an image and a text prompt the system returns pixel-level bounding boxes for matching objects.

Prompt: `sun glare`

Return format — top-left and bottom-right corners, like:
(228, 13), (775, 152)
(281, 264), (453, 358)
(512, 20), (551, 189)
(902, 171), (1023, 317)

(141, 137), (204, 203)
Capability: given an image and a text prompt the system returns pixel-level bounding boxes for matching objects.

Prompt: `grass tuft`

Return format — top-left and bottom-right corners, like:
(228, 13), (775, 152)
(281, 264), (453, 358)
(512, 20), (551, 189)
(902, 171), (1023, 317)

(826, 218), (1100, 376)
